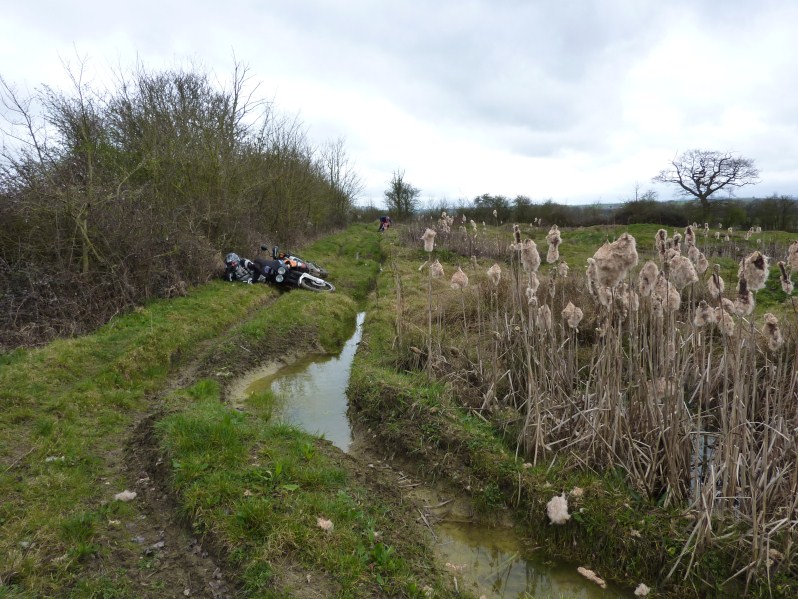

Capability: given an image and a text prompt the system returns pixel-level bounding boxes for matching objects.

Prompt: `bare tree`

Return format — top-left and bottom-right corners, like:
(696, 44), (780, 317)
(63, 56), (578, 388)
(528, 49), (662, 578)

(653, 149), (759, 218)
(384, 169), (419, 218)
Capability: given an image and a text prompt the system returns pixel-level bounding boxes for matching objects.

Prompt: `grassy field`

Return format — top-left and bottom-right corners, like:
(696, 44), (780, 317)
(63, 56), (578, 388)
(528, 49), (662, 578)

(3, 218), (797, 597)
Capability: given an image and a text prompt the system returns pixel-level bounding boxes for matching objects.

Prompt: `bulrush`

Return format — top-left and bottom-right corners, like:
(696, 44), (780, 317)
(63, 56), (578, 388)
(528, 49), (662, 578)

(687, 244), (701, 264)
(739, 251), (769, 291)
(708, 265), (725, 299)
(430, 259), (445, 279)
(546, 225), (562, 264)
(538, 304), (553, 331)
(696, 252), (709, 274)
(721, 297), (735, 313)
(672, 233), (682, 253)
(421, 228), (437, 252)
(597, 286), (614, 308)
(470, 219), (478, 235)
(546, 493), (570, 524)
(668, 255), (698, 291)
(685, 225), (696, 248)
(621, 283), (640, 313)
(761, 313), (784, 351)
(528, 271), (540, 296)
(562, 302), (584, 329)
(693, 300), (717, 327)
(558, 261), (569, 278)
(715, 308), (736, 336)
(520, 239), (541, 272)
(487, 263), (502, 287)
(585, 258), (599, 297)
(655, 229), (668, 260)
(525, 286), (537, 304)
(450, 267), (468, 290)
(638, 261), (659, 297)
(788, 241), (798, 271)
(592, 233), (639, 288)
(734, 275), (754, 316)
(778, 261), (793, 294)
(653, 273), (681, 312)
(715, 232), (721, 240)
(513, 224), (522, 246)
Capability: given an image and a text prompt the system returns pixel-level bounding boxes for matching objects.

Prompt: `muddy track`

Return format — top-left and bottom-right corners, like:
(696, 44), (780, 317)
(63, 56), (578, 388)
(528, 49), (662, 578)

(106, 297), (280, 598)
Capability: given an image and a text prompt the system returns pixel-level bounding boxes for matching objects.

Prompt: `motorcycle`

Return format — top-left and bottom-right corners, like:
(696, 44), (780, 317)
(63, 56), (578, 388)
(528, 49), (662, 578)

(251, 246), (335, 292)
(268, 246), (329, 279)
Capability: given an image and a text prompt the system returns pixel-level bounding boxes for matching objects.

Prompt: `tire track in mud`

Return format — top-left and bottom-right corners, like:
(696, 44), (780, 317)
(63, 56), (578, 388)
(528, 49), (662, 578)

(107, 296), (280, 598)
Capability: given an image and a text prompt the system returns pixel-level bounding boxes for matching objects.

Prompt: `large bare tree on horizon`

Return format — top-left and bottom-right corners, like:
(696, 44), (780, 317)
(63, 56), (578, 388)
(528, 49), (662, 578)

(653, 149), (760, 218)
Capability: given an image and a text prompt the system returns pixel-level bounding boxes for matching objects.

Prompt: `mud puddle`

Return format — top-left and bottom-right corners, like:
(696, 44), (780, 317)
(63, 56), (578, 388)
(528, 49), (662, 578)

(232, 312), (365, 451)
(231, 311), (632, 598)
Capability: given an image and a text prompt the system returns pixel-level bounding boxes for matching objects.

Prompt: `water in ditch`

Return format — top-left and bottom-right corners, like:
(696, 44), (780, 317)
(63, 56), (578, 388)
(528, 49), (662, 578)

(236, 311), (633, 598)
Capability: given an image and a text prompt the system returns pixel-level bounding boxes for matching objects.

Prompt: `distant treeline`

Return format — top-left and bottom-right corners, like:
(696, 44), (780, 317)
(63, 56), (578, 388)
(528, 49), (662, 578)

(419, 193), (798, 231)
(0, 62), (362, 349)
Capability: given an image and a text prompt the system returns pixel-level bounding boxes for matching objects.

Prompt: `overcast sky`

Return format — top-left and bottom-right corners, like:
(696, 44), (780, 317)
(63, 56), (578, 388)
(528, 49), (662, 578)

(2, 0), (797, 207)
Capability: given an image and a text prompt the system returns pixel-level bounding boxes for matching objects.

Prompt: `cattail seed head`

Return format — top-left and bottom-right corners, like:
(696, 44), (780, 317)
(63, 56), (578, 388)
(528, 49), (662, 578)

(687, 244), (701, 264)
(586, 258), (599, 297)
(708, 271), (725, 299)
(528, 271), (540, 296)
(638, 261), (659, 297)
(693, 300), (716, 327)
(696, 252), (709, 274)
(685, 225), (696, 248)
(513, 224), (522, 245)
(668, 255), (698, 291)
(547, 246), (560, 264)
(487, 263), (502, 287)
(778, 261), (793, 294)
(653, 273), (681, 311)
(421, 228), (437, 252)
(526, 285), (537, 304)
(597, 286), (613, 307)
(592, 233), (639, 288)
(450, 267), (468, 290)
(558, 261), (569, 278)
(734, 275), (754, 316)
(787, 241), (798, 271)
(538, 304), (553, 332)
(739, 251), (769, 291)
(470, 255), (478, 269)
(715, 308), (735, 336)
(562, 301), (584, 329)
(761, 313), (784, 351)
(520, 239), (541, 272)
(655, 229), (668, 260)
(546, 225), (561, 249)
(430, 259), (444, 279)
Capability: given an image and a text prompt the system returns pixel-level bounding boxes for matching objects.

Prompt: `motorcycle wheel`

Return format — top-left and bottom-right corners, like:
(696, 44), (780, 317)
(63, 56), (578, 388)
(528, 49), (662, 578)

(307, 262), (329, 279)
(298, 277), (335, 292)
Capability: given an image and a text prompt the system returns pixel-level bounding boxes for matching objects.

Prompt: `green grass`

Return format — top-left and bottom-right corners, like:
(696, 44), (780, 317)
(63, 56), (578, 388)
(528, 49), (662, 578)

(157, 384), (447, 597)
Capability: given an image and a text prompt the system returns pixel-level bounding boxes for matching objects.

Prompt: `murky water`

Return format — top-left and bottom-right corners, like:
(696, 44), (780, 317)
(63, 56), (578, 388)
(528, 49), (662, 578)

(436, 522), (629, 598)
(237, 311), (633, 598)
(240, 312), (365, 451)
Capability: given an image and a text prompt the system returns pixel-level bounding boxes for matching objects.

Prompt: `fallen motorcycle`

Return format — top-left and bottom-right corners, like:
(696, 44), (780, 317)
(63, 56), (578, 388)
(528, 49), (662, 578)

(251, 249), (335, 292)
(267, 245), (329, 279)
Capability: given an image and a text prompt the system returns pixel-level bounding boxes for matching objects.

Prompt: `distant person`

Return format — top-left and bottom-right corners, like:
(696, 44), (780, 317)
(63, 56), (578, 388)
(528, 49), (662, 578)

(378, 215), (392, 232)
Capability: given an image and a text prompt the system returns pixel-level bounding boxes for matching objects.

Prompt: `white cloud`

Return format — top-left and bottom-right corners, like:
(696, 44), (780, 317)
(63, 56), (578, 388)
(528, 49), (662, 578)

(2, 0), (798, 207)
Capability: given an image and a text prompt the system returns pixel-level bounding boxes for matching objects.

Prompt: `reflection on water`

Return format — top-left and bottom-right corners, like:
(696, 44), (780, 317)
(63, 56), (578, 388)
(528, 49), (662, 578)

(243, 312), (365, 452)
(436, 522), (630, 598)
